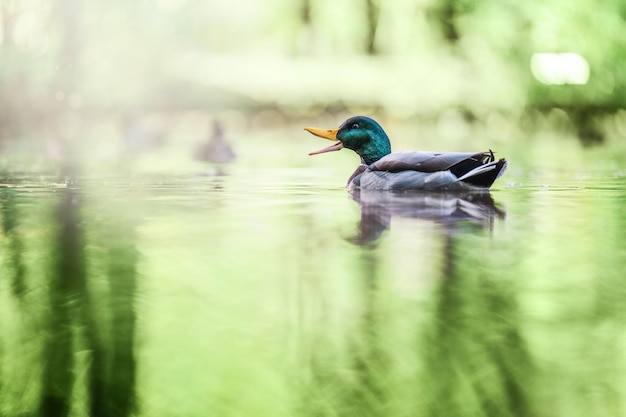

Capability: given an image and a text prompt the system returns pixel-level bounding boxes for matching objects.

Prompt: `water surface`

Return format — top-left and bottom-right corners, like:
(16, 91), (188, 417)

(0, 159), (625, 417)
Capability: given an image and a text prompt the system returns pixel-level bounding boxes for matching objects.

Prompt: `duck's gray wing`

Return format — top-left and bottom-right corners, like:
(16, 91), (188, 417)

(361, 150), (507, 189)
(370, 151), (494, 174)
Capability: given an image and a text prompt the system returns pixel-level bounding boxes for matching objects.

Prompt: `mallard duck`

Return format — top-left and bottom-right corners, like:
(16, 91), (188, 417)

(305, 116), (507, 191)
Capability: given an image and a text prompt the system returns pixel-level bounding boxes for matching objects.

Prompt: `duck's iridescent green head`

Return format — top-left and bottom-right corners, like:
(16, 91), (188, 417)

(305, 116), (392, 165)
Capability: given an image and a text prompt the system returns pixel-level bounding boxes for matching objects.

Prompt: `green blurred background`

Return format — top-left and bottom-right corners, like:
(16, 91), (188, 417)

(2, 0), (626, 172)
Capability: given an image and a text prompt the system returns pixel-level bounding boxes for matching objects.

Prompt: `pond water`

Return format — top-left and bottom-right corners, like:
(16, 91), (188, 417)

(0, 135), (625, 417)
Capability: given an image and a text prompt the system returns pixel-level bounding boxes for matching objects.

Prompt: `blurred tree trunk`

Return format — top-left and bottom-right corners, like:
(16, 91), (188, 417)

(54, 0), (82, 94)
(295, 0), (313, 55)
(1, 1), (16, 47)
(50, 0), (83, 159)
(440, 1), (460, 43)
(301, 0), (311, 25)
(430, 0), (460, 44)
(365, 0), (380, 55)
(39, 190), (87, 417)
(0, 1), (16, 141)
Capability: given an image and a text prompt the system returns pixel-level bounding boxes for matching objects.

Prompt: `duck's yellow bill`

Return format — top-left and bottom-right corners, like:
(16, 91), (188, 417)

(304, 127), (343, 155)
(304, 127), (338, 141)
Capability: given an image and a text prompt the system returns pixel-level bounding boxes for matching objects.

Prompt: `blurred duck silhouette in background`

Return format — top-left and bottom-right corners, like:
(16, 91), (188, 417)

(193, 120), (236, 176)
(349, 190), (505, 246)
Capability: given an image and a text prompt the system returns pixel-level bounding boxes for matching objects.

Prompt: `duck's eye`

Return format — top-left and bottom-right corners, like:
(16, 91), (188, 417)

(351, 123), (360, 129)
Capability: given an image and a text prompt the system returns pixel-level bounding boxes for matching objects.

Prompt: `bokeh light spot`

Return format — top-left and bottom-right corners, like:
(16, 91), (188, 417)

(530, 52), (590, 85)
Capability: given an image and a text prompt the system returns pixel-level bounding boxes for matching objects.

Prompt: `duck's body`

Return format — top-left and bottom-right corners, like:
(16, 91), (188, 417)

(347, 150), (506, 191)
(305, 116), (507, 191)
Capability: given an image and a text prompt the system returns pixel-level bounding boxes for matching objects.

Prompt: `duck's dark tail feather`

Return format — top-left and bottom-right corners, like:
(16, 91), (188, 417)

(457, 158), (508, 188)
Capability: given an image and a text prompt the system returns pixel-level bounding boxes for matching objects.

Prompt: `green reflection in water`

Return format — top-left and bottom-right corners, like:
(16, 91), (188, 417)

(299, 191), (526, 417)
(39, 190), (88, 416)
(0, 187), (138, 417)
(0, 171), (624, 417)
(1, 189), (26, 298)
(419, 231), (534, 417)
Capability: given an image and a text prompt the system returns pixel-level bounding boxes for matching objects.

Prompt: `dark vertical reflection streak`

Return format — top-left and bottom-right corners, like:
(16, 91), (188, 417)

(1, 189), (26, 298)
(87, 198), (138, 417)
(37, 186), (138, 417)
(39, 189), (86, 417)
(349, 249), (387, 416)
(298, 245), (389, 417)
(478, 278), (533, 417)
(421, 231), (534, 417)
(101, 231), (138, 417)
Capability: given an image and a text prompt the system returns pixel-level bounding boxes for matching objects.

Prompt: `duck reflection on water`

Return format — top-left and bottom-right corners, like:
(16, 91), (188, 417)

(349, 189), (506, 245)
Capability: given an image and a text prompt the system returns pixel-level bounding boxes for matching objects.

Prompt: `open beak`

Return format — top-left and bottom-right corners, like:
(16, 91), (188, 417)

(304, 127), (343, 155)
